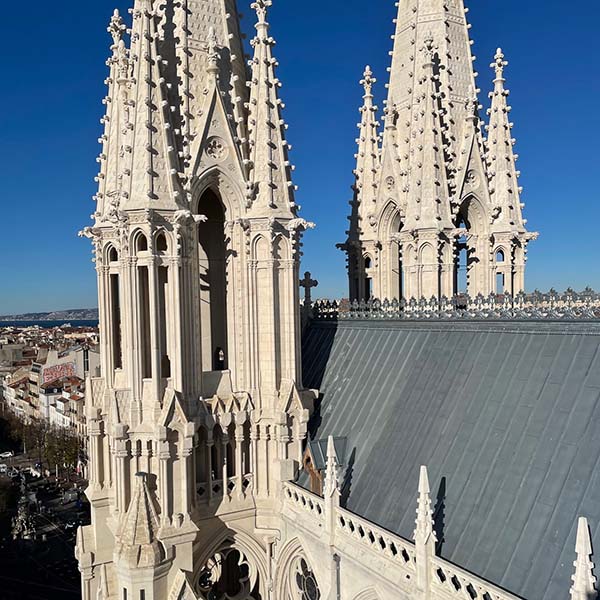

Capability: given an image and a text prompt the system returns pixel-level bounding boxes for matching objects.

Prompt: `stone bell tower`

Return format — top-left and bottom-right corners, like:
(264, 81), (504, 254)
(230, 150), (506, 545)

(76, 1), (315, 598)
(343, 0), (537, 302)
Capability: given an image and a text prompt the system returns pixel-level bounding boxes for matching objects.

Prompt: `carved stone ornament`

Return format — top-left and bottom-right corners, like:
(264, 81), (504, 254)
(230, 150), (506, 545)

(205, 137), (228, 162)
(465, 170), (479, 187)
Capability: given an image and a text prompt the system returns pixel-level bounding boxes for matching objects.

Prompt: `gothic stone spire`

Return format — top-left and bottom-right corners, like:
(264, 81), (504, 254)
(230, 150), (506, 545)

(486, 48), (526, 232)
(404, 35), (453, 230)
(123, 0), (184, 210)
(353, 66), (381, 221)
(245, 0), (297, 216)
(570, 517), (598, 600)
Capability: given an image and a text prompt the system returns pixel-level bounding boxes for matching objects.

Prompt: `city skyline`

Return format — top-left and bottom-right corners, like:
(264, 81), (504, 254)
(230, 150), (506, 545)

(1, 0), (598, 313)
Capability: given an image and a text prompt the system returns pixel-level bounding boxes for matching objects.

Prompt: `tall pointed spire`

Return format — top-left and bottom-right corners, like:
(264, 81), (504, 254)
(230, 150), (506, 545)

(486, 48), (525, 231)
(570, 517), (597, 600)
(246, 0), (297, 215)
(405, 36), (453, 230)
(414, 465), (437, 596)
(124, 0), (183, 209)
(94, 9), (128, 223)
(386, 0), (476, 149)
(343, 0), (536, 301)
(414, 465), (437, 548)
(353, 66), (381, 216)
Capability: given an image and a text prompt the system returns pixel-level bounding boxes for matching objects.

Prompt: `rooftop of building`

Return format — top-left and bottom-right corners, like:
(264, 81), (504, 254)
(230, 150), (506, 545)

(302, 316), (600, 600)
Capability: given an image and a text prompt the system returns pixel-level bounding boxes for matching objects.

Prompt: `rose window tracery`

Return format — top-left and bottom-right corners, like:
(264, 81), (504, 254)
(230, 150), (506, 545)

(206, 137), (228, 161)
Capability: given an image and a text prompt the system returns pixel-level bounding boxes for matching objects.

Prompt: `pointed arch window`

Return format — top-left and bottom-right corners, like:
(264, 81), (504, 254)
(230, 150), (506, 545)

(197, 189), (229, 372)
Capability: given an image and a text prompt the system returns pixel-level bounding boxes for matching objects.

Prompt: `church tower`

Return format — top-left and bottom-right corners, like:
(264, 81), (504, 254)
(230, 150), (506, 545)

(343, 0), (537, 302)
(77, 1), (315, 598)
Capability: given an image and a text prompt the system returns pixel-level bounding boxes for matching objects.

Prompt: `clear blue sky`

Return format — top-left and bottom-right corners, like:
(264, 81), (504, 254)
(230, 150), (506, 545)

(0, 1), (598, 313)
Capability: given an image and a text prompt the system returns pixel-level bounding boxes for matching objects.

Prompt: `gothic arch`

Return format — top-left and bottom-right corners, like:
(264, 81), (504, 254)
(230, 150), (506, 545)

(154, 229), (170, 255)
(378, 199), (403, 241)
(191, 167), (245, 221)
(419, 243), (436, 264)
(253, 234), (271, 261)
(456, 195), (490, 296)
(273, 234), (291, 261)
(274, 537), (322, 600)
(104, 242), (119, 264)
(193, 528), (269, 599)
(130, 229), (149, 254)
(456, 194), (488, 234)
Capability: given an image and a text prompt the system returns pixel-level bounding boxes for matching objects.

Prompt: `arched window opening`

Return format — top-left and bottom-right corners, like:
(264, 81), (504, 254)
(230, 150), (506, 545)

(496, 249), (505, 263)
(109, 273), (123, 369)
(138, 266), (152, 378)
(363, 256), (373, 301)
(108, 246), (119, 263)
(457, 239), (468, 294)
(455, 214), (469, 294)
(197, 189), (228, 372)
(136, 233), (148, 254)
(156, 233), (168, 254)
(158, 266), (171, 378)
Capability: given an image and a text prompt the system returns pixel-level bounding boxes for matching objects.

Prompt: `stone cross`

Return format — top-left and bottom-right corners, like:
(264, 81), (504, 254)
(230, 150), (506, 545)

(300, 271), (318, 305)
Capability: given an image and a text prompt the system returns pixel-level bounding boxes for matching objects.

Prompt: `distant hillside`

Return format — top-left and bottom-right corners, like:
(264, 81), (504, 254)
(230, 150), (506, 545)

(0, 308), (99, 322)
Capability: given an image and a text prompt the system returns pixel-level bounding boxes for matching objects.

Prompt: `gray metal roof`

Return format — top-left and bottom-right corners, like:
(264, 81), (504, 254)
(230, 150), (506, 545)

(302, 320), (600, 600)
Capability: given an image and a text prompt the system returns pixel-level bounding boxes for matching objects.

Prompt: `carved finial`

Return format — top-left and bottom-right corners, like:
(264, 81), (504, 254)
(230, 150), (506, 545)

(108, 9), (126, 47)
(414, 465), (437, 548)
(492, 47), (508, 82)
(323, 436), (340, 498)
(251, 0), (272, 27)
(361, 66), (376, 99)
(466, 85), (478, 117)
(571, 517), (597, 600)
(206, 27), (220, 76)
(422, 33), (436, 63)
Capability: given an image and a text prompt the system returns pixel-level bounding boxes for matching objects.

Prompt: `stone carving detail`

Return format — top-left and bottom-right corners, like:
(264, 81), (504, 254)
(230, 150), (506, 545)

(311, 289), (600, 322)
(205, 136), (228, 161)
(465, 170), (478, 187)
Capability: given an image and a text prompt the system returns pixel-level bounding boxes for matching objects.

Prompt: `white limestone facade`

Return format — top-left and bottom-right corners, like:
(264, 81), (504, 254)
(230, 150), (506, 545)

(342, 0), (538, 302)
(76, 2), (593, 600)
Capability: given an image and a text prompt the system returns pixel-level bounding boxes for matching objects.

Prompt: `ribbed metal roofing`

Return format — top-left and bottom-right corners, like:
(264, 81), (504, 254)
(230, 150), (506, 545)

(302, 320), (600, 600)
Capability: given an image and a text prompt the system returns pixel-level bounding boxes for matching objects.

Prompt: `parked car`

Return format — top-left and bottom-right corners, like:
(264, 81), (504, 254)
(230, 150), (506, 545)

(0, 451), (14, 459)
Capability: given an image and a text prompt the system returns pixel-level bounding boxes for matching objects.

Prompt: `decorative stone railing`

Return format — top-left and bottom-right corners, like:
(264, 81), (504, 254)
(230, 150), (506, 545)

(311, 289), (600, 322)
(336, 507), (416, 574)
(431, 557), (518, 600)
(282, 482), (325, 521)
(282, 482), (521, 599)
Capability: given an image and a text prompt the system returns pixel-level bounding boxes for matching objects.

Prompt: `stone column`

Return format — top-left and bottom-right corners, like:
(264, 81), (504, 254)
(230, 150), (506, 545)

(235, 418), (245, 499)
(158, 440), (170, 526)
